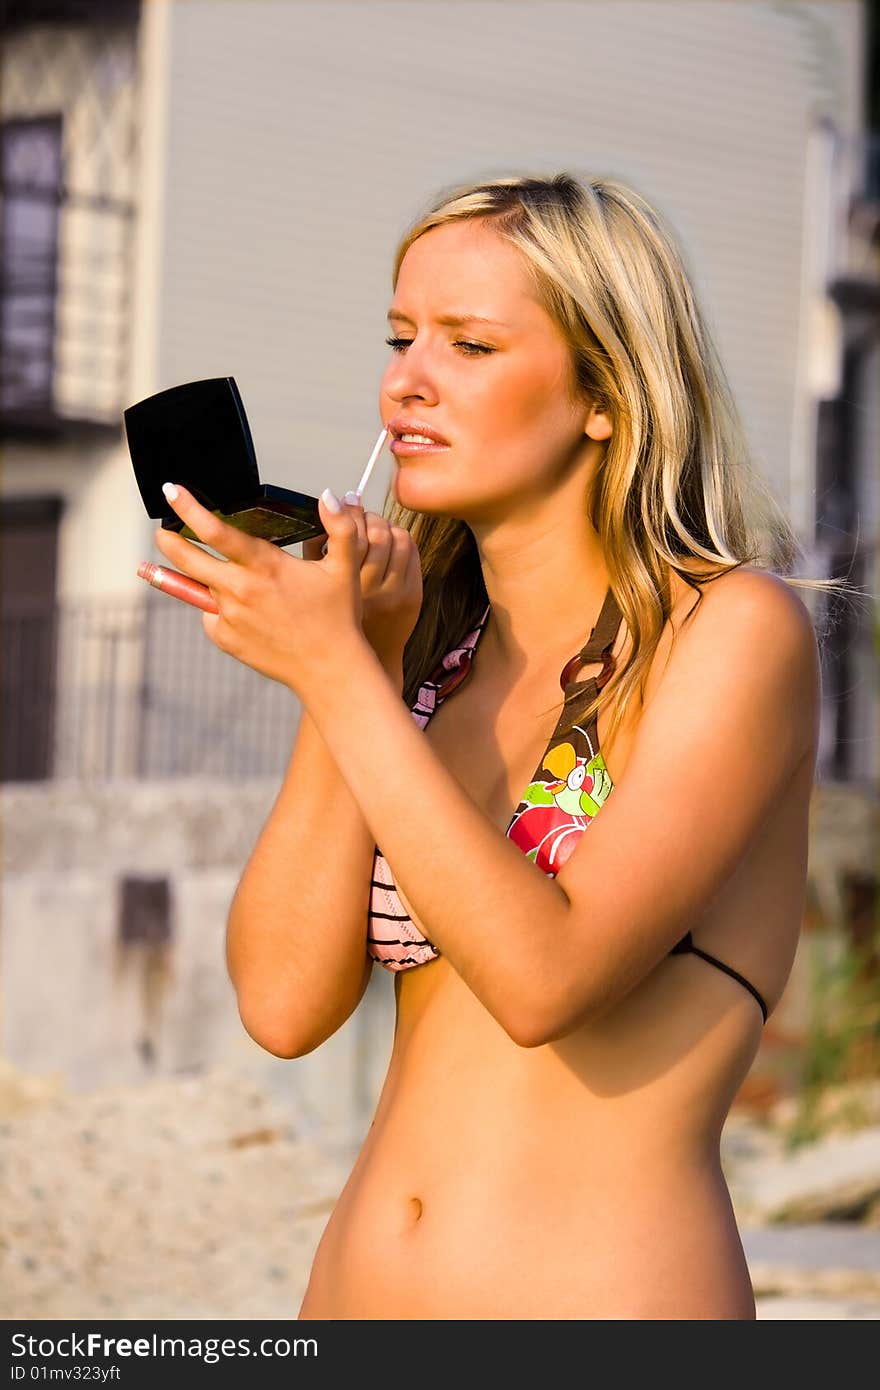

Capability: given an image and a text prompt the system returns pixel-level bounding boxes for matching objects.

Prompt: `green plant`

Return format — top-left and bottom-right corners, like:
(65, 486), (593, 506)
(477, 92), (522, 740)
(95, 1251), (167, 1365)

(783, 927), (880, 1152)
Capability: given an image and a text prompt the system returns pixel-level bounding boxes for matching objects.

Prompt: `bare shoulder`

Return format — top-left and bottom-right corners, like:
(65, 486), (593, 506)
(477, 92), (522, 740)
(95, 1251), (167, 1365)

(661, 564), (821, 758)
(672, 563), (813, 627)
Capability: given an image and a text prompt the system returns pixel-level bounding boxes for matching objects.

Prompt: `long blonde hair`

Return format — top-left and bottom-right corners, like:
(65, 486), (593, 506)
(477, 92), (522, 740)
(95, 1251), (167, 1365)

(382, 172), (861, 746)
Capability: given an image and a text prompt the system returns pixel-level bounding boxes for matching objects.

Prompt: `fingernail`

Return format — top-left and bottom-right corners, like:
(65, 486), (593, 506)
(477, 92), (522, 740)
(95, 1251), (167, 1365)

(342, 490), (361, 507)
(320, 487), (343, 513)
(162, 482), (179, 502)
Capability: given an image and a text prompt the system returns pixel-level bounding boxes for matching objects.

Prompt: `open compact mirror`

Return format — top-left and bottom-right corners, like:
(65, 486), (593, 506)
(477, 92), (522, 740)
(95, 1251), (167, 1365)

(124, 377), (325, 547)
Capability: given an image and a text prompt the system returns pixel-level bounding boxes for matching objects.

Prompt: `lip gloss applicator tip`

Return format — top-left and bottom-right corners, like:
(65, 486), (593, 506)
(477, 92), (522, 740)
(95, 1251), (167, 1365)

(353, 425), (391, 500)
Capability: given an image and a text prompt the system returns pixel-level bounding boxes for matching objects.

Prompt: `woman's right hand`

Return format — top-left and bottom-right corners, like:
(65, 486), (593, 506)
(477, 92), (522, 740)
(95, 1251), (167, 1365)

(302, 497), (422, 667)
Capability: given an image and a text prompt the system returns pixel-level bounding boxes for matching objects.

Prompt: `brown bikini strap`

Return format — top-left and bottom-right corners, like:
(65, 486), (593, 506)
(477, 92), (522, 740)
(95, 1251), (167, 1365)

(559, 587), (623, 691)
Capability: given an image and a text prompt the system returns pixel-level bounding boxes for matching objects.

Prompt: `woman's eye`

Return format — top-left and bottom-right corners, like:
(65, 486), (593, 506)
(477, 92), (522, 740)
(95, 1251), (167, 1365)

(384, 336), (493, 356)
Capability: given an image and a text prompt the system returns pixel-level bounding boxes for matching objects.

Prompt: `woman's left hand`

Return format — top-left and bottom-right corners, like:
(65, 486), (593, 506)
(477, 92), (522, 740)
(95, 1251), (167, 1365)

(152, 483), (369, 698)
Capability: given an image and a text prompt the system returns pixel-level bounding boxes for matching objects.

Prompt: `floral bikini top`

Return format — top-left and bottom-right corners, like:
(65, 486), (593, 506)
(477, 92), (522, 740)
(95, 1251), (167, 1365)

(366, 588), (769, 1024)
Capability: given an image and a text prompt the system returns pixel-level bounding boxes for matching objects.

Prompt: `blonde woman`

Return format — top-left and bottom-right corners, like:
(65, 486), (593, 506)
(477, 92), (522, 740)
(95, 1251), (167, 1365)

(156, 174), (850, 1319)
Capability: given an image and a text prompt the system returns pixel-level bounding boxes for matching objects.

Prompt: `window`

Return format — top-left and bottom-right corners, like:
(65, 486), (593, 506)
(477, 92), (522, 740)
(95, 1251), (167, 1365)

(0, 115), (63, 420)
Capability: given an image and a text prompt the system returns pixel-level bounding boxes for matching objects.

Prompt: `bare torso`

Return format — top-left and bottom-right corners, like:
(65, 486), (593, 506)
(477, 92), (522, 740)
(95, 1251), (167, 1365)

(298, 573), (813, 1318)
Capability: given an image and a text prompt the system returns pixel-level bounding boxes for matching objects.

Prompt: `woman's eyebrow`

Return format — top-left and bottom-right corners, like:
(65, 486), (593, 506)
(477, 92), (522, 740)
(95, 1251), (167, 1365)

(386, 309), (510, 328)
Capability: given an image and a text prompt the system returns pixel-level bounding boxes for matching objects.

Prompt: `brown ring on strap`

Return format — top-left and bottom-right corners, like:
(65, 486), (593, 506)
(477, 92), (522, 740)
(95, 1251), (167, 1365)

(560, 645), (616, 692)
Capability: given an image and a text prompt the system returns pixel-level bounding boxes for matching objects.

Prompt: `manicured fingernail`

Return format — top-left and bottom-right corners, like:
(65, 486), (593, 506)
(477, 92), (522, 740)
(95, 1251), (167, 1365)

(162, 482), (179, 502)
(342, 490), (361, 506)
(320, 487), (343, 513)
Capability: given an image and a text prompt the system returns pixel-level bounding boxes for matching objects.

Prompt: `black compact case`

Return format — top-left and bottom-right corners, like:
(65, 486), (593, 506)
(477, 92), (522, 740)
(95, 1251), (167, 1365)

(124, 377), (325, 547)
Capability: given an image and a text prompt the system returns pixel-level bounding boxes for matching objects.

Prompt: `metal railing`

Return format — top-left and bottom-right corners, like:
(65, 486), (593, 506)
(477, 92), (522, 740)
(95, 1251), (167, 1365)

(2, 593), (300, 782)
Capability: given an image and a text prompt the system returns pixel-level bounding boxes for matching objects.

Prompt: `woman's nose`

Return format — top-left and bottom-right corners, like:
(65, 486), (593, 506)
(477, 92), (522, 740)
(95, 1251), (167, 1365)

(382, 344), (439, 403)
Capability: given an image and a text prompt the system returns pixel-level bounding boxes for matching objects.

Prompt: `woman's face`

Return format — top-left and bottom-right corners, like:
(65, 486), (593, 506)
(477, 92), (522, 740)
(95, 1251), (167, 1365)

(379, 218), (609, 523)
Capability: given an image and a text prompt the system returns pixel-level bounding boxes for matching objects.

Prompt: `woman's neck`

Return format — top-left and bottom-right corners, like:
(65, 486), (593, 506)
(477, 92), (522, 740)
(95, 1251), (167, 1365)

(473, 533), (610, 683)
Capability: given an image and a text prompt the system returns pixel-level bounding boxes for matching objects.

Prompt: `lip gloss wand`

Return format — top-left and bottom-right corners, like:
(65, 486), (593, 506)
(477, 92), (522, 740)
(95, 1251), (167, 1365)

(353, 425), (390, 500)
(322, 424), (390, 553)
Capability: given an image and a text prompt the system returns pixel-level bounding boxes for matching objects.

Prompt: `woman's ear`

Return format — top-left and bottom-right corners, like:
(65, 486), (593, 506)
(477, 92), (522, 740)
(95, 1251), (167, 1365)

(584, 402), (613, 443)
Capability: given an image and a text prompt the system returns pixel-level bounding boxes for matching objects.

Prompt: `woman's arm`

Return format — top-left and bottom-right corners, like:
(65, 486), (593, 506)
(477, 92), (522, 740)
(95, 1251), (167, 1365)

(158, 489), (420, 1060)
(299, 571), (819, 1047)
(226, 501), (420, 1059)
(226, 658), (403, 1060)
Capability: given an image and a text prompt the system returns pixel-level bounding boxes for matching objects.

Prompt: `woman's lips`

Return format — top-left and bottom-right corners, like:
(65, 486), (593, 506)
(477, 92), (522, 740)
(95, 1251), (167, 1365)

(390, 439), (451, 455)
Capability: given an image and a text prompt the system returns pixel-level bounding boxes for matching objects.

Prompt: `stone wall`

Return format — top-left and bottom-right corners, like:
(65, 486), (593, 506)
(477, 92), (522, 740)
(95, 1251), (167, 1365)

(0, 778), (396, 1152)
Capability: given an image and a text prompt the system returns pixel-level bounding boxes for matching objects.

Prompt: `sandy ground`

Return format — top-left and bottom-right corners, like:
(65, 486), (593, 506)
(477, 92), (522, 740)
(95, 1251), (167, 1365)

(1, 1064), (877, 1321)
(0, 1066), (345, 1321)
